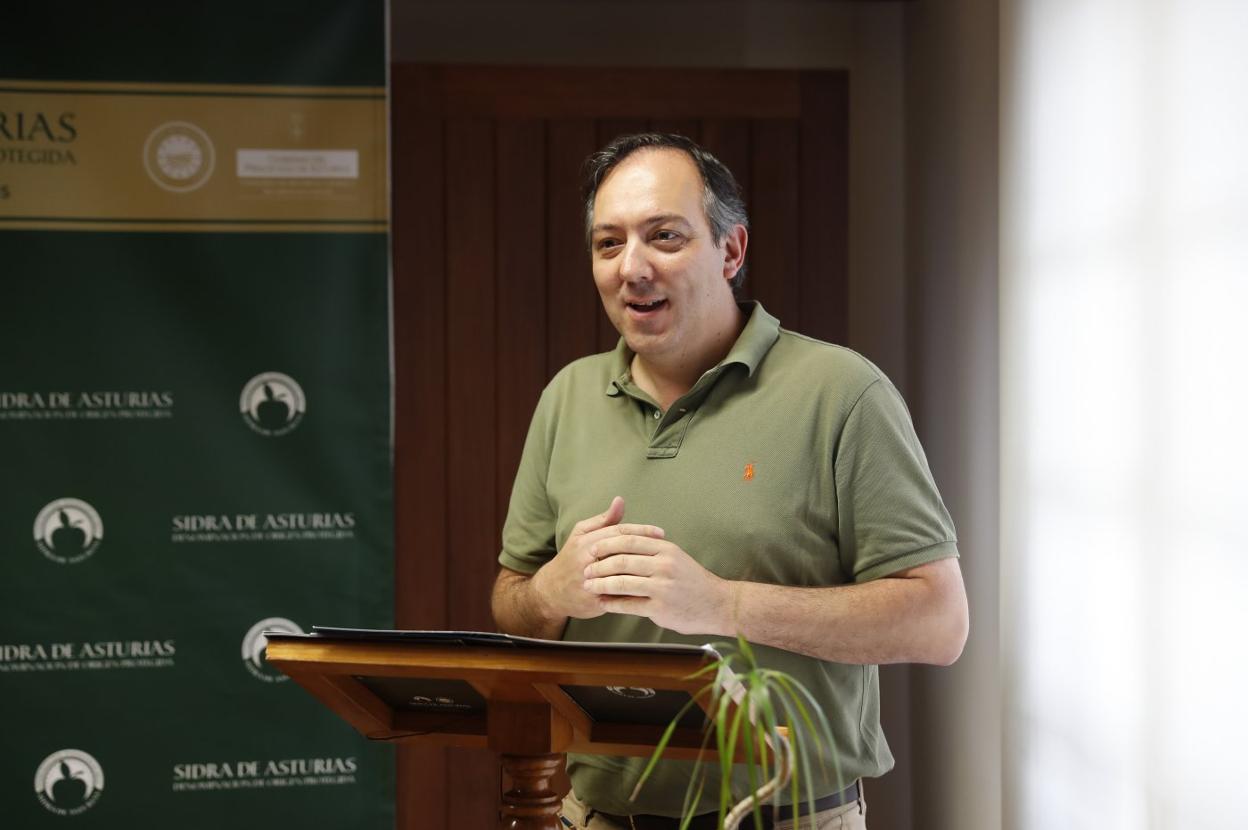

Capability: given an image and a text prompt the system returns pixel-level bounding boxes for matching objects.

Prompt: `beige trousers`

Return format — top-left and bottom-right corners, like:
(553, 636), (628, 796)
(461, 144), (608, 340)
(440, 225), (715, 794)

(559, 786), (868, 830)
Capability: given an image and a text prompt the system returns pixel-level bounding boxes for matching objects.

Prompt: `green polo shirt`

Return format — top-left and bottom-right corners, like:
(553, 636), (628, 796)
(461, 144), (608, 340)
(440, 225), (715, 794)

(499, 302), (957, 816)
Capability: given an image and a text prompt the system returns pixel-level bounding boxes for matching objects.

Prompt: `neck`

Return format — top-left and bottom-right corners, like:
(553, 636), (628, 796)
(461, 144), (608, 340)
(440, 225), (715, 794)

(631, 303), (746, 411)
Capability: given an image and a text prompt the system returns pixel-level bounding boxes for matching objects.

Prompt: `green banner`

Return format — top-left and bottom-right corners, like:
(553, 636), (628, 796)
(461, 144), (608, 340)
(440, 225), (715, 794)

(0, 3), (394, 825)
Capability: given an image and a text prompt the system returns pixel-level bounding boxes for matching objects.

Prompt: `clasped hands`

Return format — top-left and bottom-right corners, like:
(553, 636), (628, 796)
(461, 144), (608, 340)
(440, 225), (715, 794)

(532, 496), (733, 636)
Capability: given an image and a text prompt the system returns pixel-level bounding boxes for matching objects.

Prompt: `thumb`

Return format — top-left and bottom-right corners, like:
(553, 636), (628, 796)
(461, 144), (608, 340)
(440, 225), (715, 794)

(575, 496), (625, 536)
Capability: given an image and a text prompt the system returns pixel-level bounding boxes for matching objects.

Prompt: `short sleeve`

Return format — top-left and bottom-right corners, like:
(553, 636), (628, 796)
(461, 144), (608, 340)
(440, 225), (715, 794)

(834, 378), (958, 582)
(498, 383), (559, 574)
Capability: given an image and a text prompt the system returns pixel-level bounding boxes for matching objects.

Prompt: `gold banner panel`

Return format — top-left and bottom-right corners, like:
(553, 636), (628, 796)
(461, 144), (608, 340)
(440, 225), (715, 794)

(0, 81), (387, 232)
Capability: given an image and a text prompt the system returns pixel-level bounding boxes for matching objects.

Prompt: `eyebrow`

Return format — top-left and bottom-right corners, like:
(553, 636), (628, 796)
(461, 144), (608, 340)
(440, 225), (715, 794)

(591, 213), (694, 234)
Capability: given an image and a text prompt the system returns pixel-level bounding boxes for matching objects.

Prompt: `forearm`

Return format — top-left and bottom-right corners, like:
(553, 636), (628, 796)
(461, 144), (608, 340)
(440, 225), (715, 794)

(716, 560), (968, 665)
(490, 568), (568, 640)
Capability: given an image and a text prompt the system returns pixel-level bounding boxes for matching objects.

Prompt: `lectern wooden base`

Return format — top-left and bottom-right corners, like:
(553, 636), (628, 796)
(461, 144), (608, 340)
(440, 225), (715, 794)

(500, 753), (564, 830)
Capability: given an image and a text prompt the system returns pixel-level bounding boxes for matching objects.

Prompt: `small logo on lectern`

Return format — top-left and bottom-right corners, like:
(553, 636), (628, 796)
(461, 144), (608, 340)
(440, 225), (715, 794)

(242, 617), (302, 683)
(607, 686), (656, 699)
(35, 749), (104, 814)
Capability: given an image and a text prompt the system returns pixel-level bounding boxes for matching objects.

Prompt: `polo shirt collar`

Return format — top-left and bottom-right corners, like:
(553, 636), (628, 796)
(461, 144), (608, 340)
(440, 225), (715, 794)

(720, 301), (781, 377)
(604, 301), (781, 396)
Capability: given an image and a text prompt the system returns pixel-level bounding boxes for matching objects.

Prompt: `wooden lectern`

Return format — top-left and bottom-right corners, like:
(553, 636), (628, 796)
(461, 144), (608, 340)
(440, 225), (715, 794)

(264, 628), (736, 830)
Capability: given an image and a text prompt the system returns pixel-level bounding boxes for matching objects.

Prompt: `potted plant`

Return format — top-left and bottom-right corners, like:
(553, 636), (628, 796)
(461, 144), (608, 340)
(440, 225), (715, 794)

(633, 635), (843, 830)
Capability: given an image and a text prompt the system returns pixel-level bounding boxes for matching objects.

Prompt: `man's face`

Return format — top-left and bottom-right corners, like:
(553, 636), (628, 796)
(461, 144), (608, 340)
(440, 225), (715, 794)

(589, 148), (739, 364)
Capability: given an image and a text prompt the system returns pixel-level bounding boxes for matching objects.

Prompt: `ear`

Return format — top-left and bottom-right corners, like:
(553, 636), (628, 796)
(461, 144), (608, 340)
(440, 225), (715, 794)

(721, 224), (748, 282)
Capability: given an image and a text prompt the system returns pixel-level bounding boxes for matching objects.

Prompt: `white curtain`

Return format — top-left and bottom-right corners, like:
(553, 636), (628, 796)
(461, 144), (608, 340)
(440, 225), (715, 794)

(1001, 1), (1248, 827)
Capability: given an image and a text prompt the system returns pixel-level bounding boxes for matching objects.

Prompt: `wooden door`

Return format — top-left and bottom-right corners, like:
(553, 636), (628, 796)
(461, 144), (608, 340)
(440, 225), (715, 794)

(391, 64), (847, 828)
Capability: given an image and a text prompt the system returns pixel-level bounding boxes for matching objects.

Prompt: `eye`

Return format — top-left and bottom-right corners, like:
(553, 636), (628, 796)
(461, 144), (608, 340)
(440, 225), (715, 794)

(595, 237), (621, 252)
(653, 230), (682, 244)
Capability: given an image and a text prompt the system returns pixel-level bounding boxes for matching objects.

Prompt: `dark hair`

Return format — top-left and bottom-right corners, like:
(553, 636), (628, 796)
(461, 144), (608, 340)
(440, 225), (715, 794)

(582, 132), (749, 289)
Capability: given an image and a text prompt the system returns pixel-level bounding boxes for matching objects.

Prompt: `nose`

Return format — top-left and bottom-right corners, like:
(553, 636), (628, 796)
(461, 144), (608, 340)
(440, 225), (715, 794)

(617, 237), (654, 284)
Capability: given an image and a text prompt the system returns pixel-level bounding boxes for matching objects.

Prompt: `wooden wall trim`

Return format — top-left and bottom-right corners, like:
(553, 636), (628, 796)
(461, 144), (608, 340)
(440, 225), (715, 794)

(397, 64), (804, 119)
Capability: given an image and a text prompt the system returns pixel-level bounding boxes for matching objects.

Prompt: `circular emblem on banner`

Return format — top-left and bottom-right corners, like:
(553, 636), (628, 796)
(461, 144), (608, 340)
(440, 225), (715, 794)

(607, 686), (656, 699)
(240, 372), (306, 436)
(33, 499), (103, 564)
(143, 121), (215, 192)
(34, 749), (104, 815)
(242, 617), (303, 682)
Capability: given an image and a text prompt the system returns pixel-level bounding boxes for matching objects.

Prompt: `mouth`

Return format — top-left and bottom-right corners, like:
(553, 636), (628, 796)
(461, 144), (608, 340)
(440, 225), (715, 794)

(625, 298), (668, 316)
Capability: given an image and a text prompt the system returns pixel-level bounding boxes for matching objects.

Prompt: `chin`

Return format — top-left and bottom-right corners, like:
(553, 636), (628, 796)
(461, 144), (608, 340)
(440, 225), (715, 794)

(624, 334), (669, 358)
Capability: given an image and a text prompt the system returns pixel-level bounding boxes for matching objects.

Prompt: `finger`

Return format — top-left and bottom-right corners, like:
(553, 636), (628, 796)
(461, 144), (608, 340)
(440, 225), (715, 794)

(571, 496), (625, 537)
(583, 523), (666, 546)
(583, 574), (651, 597)
(584, 553), (657, 580)
(612, 522), (665, 539)
(588, 535), (666, 560)
(598, 595), (651, 617)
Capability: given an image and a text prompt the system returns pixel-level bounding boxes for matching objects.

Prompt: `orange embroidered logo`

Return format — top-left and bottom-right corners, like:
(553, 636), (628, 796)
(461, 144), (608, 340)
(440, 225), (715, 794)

(743, 463), (755, 481)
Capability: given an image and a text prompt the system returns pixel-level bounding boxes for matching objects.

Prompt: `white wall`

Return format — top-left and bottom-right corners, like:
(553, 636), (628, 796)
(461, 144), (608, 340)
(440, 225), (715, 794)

(1000, 2), (1248, 827)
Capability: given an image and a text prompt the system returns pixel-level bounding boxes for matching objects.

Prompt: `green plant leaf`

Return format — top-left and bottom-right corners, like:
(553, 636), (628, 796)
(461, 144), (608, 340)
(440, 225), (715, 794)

(629, 680), (717, 802)
(715, 680), (735, 823)
(630, 640), (843, 830)
(750, 679), (780, 826)
(773, 671), (842, 796)
(678, 774), (706, 830)
(773, 682), (819, 827)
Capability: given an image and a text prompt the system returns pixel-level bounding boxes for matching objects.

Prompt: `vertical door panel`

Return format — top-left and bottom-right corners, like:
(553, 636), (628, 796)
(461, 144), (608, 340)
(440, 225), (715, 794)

(445, 117), (498, 633)
(800, 73), (848, 344)
(749, 120), (802, 328)
(495, 121), (549, 530)
(651, 118), (702, 141)
(444, 117), (503, 829)
(546, 120), (601, 376)
(391, 65), (450, 830)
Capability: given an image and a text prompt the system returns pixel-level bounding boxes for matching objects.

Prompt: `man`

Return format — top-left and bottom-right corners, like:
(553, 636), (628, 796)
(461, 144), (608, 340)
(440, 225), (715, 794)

(491, 133), (968, 829)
